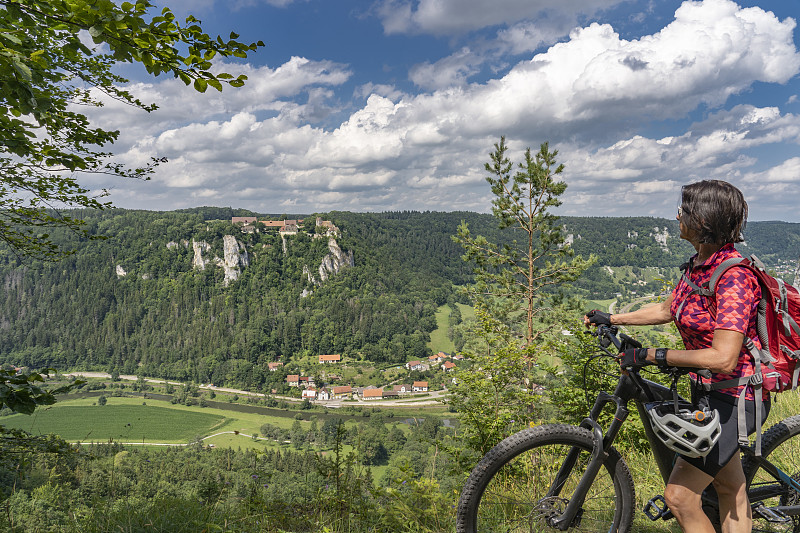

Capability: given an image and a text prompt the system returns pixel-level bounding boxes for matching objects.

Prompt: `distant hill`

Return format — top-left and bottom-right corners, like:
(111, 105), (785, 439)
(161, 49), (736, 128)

(0, 209), (797, 389)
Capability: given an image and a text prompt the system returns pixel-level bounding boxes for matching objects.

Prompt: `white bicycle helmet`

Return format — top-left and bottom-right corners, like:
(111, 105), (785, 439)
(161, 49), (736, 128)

(646, 400), (721, 459)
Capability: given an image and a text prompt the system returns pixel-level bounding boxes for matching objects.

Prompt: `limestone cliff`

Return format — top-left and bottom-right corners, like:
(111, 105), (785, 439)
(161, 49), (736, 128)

(651, 227), (670, 252)
(216, 235), (249, 286)
(316, 238), (354, 284)
(190, 236), (248, 286)
(192, 240), (212, 270)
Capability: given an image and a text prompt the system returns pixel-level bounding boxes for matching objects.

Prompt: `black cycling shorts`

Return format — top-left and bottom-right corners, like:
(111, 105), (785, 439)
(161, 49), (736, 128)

(682, 390), (770, 477)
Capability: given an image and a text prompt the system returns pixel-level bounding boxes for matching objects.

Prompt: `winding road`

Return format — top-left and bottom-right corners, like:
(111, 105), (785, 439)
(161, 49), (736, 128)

(62, 372), (447, 408)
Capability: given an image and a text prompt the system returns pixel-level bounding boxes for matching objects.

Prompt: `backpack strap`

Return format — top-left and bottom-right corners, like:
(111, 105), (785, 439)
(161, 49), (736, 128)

(693, 363), (767, 455)
(707, 257), (748, 294)
(778, 279), (800, 338)
(674, 260), (714, 321)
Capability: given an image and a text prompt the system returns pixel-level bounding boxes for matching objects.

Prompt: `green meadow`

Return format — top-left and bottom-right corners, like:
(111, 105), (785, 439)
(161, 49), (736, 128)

(427, 302), (474, 353)
(2, 400), (227, 443)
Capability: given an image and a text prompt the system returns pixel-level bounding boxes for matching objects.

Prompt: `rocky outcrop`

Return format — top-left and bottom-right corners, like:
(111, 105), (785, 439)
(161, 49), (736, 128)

(217, 235), (249, 286)
(303, 265), (317, 285)
(192, 240), (212, 270)
(316, 238), (354, 283)
(651, 227), (670, 252)
(191, 236), (248, 286)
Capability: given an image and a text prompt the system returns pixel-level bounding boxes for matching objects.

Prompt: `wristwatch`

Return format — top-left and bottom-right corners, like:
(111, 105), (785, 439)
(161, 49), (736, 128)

(655, 348), (669, 370)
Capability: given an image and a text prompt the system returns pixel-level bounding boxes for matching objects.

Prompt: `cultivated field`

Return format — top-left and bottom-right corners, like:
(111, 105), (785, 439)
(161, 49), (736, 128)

(2, 400), (227, 443)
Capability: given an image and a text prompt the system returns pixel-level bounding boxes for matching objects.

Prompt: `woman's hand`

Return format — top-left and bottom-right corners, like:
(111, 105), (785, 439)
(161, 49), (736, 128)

(584, 309), (611, 328)
(618, 347), (653, 370)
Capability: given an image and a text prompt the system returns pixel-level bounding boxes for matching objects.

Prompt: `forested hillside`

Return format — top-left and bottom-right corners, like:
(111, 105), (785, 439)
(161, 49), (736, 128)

(0, 209), (797, 389)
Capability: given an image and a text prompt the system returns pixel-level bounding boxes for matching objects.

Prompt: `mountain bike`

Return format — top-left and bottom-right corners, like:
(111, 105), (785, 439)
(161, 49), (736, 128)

(455, 324), (800, 532)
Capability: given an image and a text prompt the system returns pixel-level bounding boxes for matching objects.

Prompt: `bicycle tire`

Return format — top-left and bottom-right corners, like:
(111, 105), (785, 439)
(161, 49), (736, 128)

(456, 424), (635, 533)
(743, 414), (800, 533)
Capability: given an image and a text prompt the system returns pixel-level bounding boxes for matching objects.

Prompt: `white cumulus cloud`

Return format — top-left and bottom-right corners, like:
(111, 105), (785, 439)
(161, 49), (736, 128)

(78, 0), (800, 220)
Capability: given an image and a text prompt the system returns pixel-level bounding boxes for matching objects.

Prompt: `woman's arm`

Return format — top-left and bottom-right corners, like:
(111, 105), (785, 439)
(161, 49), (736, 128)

(588, 295), (674, 327)
(642, 329), (743, 374)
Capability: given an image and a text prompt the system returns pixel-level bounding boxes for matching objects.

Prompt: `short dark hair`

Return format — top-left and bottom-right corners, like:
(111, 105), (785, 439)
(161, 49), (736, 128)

(680, 180), (747, 245)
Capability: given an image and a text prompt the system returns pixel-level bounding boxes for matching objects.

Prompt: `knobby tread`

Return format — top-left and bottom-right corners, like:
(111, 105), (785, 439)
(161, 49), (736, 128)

(744, 414), (800, 478)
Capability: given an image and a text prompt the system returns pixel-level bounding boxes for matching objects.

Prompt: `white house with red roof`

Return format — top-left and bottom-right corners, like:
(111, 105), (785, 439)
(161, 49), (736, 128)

(319, 354), (341, 364)
(302, 388), (317, 400)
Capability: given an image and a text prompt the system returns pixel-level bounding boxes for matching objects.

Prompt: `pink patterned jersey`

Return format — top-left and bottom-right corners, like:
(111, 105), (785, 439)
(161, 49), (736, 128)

(669, 243), (765, 400)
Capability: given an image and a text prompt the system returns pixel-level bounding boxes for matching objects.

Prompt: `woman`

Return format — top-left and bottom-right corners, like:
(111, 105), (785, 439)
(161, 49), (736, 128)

(585, 179), (768, 533)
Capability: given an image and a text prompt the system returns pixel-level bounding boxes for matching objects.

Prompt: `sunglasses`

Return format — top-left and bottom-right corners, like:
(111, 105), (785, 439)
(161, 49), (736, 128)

(677, 206), (687, 218)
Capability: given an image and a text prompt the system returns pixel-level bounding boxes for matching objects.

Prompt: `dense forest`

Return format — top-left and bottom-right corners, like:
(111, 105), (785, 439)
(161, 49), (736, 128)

(3, 414), (457, 532)
(0, 208), (798, 389)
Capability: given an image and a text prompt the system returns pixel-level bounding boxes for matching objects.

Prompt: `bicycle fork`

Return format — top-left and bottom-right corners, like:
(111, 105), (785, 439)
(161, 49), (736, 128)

(546, 390), (630, 531)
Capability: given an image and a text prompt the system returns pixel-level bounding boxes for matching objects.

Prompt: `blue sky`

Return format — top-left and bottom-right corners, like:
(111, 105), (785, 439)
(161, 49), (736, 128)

(81, 0), (800, 221)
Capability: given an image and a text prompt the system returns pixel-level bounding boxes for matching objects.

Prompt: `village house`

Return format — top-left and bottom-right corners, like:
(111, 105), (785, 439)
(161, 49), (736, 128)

(412, 381), (428, 392)
(363, 388), (383, 400)
(260, 220), (284, 229)
(383, 389), (399, 399)
(393, 384), (411, 395)
(231, 216), (257, 225)
(331, 385), (353, 399)
(280, 219), (300, 235)
(318, 354), (341, 364)
(429, 352), (450, 364)
(406, 360), (427, 371)
(299, 376), (314, 388)
(452, 353), (464, 361)
(318, 388), (331, 401)
(267, 362), (283, 372)
(302, 388), (317, 400)
(441, 361), (456, 372)
(286, 375), (300, 387)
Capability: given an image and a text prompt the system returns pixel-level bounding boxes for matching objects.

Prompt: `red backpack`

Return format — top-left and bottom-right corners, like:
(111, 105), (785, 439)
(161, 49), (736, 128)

(705, 255), (800, 393)
(679, 255), (800, 454)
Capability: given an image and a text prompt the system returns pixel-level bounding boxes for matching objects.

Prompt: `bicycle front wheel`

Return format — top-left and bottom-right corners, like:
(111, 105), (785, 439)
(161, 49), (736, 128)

(744, 414), (800, 533)
(456, 424), (635, 533)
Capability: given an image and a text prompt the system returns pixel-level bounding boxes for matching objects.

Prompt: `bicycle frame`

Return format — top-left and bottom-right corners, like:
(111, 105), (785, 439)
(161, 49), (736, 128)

(546, 336), (800, 530)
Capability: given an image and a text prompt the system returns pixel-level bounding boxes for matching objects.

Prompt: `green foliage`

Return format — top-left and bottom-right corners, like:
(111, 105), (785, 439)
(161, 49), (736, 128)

(0, 368), (80, 415)
(375, 463), (454, 532)
(0, 0), (262, 259)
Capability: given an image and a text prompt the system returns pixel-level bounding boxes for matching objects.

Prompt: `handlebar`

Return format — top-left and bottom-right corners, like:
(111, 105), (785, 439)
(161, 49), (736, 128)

(589, 325), (712, 379)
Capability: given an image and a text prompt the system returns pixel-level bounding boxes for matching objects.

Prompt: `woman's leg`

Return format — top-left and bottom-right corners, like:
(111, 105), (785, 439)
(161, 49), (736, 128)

(664, 457), (716, 533)
(711, 452), (751, 533)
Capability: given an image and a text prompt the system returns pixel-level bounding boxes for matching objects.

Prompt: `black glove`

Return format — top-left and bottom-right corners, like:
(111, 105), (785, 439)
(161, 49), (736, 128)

(585, 310), (612, 326)
(618, 348), (653, 370)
